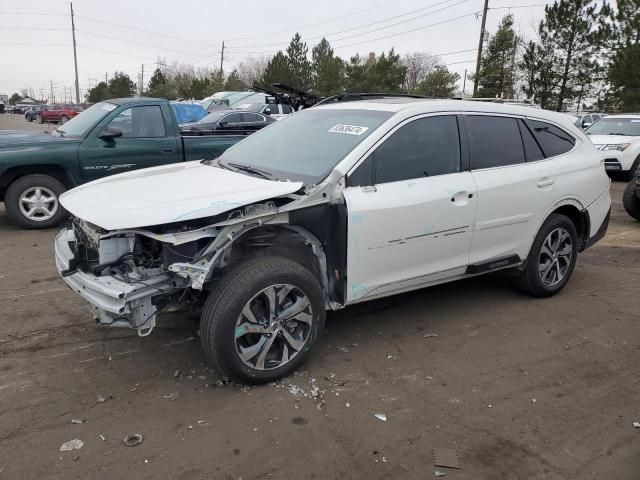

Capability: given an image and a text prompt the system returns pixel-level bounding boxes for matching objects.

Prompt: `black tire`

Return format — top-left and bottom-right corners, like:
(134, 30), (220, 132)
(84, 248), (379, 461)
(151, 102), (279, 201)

(200, 256), (325, 384)
(4, 175), (68, 229)
(35, 113), (43, 124)
(514, 214), (578, 297)
(625, 159), (640, 181)
(60, 115), (69, 124)
(623, 181), (640, 221)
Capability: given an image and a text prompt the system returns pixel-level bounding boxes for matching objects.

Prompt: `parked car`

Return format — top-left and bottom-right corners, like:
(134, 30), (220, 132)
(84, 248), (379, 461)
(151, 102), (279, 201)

(585, 114), (640, 179)
(180, 110), (276, 135)
(9, 105), (28, 114)
(578, 112), (607, 129)
(24, 106), (42, 122)
(623, 171), (640, 221)
(0, 98), (255, 229)
(35, 104), (83, 124)
(235, 102), (294, 120)
(54, 99), (611, 384)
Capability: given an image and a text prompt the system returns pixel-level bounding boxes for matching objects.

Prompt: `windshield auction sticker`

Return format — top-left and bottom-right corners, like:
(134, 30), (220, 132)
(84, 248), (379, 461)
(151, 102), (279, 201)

(328, 124), (369, 135)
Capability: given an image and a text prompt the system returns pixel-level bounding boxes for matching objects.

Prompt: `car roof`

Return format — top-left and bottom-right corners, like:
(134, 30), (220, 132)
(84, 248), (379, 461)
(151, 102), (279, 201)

(107, 97), (167, 106)
(316, 99), (576, 126)
(603, 113), (640, 119)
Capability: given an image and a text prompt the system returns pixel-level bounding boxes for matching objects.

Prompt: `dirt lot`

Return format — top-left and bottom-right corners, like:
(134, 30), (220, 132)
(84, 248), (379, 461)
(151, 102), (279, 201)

(0, 112), (639, 479)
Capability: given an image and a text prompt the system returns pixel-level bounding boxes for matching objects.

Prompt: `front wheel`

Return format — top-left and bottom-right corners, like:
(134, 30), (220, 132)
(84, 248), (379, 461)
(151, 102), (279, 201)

(35, 114), (43, 124)
(4, 175), (68, 229)
(200, 256), (325, 384)
(60, 115), (69, 124)
(623, 181), (640, 221)
(514, 214), (578, 297)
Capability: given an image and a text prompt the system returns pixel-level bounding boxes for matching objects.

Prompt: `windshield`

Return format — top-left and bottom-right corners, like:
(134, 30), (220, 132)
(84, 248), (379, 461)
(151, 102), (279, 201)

(57, 102), (116, 137)
(197, 111), (228, 124)
(586, 118), (640, 136)
(236, 103), (264, 112)
(215, 108), (392, 184)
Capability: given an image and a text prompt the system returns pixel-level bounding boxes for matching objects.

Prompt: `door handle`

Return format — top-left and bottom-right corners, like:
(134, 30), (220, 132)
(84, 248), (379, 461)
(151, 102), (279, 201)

(162, 148), (175, 153)
(450, 191), (472, 205)
(537, 178), (555, 188)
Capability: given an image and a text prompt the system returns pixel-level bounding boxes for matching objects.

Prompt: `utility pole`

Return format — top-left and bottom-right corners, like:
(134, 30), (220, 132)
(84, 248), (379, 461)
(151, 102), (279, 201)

(50, 80), (54, 103)
(105, 72), (108, 83)
(70, 2), (80, 103)
(141, 64), (144, 96)
(219, 41), (225, 74)
(473, 0), (489, 97)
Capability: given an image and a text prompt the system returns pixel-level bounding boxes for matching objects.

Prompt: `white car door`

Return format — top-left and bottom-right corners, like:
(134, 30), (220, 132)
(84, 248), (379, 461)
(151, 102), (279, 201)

(343, 114), (478, 303)
(465, 115), (568, 264)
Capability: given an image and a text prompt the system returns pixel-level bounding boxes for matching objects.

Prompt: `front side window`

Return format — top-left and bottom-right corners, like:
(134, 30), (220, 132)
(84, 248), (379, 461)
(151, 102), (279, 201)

(107, 106), (165, 138)
(368, 115), (460, 184)
(466, 115), (525, 169)
(526, 119), (575, 157)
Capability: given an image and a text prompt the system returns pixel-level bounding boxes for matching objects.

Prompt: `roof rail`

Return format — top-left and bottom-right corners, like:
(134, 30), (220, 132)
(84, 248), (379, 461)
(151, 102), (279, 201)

(315, 92), (428, 107)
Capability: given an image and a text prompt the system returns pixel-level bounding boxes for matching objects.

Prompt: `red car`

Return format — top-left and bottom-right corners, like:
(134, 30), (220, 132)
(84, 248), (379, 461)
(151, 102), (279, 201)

(35, 104), (83, 124)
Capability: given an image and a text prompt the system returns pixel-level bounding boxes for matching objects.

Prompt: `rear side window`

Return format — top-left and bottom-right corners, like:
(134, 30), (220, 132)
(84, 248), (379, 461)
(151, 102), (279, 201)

(518, 120), (545, 162)
(466, 115), (525, 169)
(372, 115), (461, 183)
(281, 104), (293, 114)
(526, 119), (575, 157)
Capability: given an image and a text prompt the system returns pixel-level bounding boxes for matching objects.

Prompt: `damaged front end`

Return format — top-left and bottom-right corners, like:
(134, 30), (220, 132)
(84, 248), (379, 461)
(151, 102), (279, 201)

(54, 200), (302, 336)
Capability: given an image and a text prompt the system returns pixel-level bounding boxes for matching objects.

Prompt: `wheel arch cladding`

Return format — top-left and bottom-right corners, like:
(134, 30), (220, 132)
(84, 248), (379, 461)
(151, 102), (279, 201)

(550, 204), (589, 251)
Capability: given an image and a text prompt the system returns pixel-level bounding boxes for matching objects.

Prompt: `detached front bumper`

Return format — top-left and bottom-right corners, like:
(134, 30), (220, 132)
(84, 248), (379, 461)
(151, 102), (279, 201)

(54, 228), (175, 333)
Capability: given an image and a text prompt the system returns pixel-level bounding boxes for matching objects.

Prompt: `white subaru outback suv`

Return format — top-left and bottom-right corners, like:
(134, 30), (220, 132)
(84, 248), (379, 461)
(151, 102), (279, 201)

(55, 99), (611, 383)
(585, 114), (640, 179)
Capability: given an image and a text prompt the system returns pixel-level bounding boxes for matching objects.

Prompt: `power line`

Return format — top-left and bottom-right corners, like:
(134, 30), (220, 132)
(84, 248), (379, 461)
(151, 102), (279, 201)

(228, 0), (472, 49)
(0, 27), (67, 31)
(223, 0), (408, 42)
(75, 14), (219, 48)
(77, 45), (158, 61)
(332, 11), (480, 49)
(76, 30), (197, 55)
(0, 43), (68, 47)
(0, 11), (66, 16)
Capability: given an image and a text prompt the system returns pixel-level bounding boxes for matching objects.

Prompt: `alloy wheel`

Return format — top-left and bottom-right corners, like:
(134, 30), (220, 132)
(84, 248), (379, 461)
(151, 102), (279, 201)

(234, 284), (313, 371)
(538, 227), (572, 286)
(18, 186), (59, 222)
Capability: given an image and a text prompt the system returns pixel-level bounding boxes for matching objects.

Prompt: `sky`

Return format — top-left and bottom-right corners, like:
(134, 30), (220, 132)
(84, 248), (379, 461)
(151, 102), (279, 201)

(0, 0), (553, 101)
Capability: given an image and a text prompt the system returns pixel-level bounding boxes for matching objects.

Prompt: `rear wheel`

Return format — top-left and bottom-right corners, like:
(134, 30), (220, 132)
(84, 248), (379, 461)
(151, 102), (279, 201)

(200, 256), (325, 384)
(514, 214), (578, 297)
(60, 115), (69, 124)
(4, 175), (68, 229)
(623, 181), (640, 221)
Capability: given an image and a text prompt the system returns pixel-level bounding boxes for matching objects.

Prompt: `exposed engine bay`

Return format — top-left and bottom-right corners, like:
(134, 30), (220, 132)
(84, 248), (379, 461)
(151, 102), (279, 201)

(55, 194), (343, 336)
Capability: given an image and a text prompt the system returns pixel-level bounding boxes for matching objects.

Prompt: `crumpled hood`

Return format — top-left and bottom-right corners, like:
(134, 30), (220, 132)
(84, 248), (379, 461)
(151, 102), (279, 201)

(0, 130), (71, 147)
(60, 160), (303, 230)
(588, 134), (637, 146)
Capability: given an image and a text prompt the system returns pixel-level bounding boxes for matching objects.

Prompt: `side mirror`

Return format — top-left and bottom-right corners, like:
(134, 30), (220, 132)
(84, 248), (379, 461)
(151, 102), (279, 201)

(582, 122), (592, 129)
(264, 107), (272, 115)
(99, 126), (123, 140)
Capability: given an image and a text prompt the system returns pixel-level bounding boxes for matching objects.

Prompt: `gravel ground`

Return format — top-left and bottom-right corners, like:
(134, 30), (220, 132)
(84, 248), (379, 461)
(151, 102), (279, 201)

(0, 113), (639, 479)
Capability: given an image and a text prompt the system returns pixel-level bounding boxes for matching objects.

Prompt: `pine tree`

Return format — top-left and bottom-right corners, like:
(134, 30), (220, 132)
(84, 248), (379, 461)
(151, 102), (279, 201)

(146, 68), (176, 99)
(311, 38), (344, 96)
(86, 82), (109, 102)
(107, 72), (135, 98)
(345, 50), (406, 93)
(261, 51), (293, 88)
(224, 69), (245, 91)
(538, 0), (610, 111)
(607, 0), (640, 111)
(477, 14), (519, 98)
(414, 66), (459, 97)
(285, 33), (313, 91)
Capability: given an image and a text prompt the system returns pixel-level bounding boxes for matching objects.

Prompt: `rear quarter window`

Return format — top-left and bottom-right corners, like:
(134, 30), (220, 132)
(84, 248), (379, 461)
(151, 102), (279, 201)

(526, 119), (575, 157)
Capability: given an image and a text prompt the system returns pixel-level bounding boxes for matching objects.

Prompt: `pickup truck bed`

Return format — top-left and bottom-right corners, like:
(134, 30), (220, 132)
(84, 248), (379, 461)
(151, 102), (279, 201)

(0, 97), (252, 229)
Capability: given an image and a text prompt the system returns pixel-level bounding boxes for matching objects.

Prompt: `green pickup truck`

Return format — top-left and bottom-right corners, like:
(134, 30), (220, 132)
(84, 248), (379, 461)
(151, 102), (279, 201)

(0, 97), (247, 229)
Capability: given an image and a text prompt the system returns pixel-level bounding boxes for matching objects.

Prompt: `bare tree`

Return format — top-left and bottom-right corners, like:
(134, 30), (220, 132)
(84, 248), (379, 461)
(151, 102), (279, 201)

(402, 52), (440, 92)
(236, 57), (270, 87)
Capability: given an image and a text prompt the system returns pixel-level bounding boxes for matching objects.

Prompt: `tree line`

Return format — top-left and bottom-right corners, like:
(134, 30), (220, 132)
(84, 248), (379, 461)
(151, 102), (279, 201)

(78, 0), (638, 112)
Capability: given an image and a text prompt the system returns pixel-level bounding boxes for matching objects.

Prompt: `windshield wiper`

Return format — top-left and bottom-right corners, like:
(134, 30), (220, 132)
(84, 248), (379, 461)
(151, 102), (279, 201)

(226, 162), (273, 180)
(608, 132), (628, 136)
